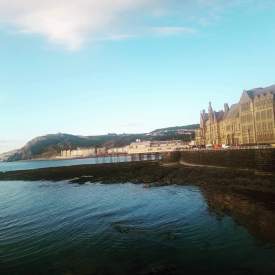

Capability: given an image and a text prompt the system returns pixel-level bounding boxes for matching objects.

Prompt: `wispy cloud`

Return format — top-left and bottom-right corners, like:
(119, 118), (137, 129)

(0, 0), (269, 50)
(152, 26), (196, 36)
(0, 0), (157, 50)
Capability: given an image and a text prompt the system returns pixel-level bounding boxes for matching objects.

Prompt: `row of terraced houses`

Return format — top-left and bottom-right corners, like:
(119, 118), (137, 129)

(195, 85), (275, 147)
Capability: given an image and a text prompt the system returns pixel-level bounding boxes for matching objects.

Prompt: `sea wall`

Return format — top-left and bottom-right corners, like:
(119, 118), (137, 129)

(179, 149), (275, 172)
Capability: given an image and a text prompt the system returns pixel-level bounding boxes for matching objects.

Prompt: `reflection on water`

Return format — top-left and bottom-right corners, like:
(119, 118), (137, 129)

(0, 181), (275, 275)
(202, 187), (275, 244)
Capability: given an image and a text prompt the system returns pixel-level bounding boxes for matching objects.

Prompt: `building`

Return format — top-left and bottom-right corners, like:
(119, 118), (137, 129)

(60, 147), (96, 158)
(195, 85), (275, 146)
(127, 140), (189, 154)
(60, 147), (107, 158)
(107, 146), (129, 155)
(95, 147), (108, 156)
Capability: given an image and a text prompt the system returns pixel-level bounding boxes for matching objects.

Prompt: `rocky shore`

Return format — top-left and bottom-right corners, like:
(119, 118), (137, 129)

(0, 160), (274, 195)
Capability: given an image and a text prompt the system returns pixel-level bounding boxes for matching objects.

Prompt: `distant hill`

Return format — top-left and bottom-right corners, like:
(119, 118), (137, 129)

(5, 133), (145, 162)
(4, 125), (197, 161)
(149, 124), (199, 137)
(151, 124), (199, 133)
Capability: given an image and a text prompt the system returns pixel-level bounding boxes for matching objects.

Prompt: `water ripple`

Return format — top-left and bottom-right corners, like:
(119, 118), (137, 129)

(1, 182), (275, 275)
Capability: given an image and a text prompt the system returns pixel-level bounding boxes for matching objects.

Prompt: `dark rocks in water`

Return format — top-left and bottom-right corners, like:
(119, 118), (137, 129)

(111, 222), (132, 234)
(0, 161), (275, 197)
(160, 232), (179, 241)
(69, 176), (95, 185)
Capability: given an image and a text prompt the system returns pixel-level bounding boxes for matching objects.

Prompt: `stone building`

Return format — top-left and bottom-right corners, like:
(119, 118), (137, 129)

(195, 85), (275, 146)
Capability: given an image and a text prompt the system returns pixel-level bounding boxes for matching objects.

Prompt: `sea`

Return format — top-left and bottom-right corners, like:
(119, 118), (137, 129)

(0, 159), (275, 275)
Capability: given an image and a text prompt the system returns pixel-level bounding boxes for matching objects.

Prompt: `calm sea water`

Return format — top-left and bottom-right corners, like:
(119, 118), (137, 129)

(1, 181), (275, 275)
(0, 156), (134, 172)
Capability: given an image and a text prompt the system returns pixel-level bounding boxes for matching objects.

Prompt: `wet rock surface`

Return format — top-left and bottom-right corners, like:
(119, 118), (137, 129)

(0, 161), (274, 194)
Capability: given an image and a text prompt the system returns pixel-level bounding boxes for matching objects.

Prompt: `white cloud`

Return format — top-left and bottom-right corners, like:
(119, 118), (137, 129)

(0, 0), (165, 50)
(0, 0), (267, 50)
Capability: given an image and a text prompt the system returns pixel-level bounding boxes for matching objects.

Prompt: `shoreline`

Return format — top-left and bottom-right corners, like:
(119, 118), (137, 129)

(0, 160), (275, 195)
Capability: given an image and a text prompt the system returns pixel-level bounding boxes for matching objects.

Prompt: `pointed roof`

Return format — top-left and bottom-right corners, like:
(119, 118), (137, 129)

(200, 111), (209, 121)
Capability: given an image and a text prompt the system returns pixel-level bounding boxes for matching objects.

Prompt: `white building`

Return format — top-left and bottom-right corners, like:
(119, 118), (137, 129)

(127, 140), (188, 154)
(107, 146), (129, 155)
(60, 147), (96, 158)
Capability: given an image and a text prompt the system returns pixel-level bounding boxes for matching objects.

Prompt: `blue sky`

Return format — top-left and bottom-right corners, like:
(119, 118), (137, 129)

(0, 0), (275, 153)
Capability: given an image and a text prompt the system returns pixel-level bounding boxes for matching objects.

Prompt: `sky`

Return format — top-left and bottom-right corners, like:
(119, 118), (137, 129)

(0, 0), (275, 153)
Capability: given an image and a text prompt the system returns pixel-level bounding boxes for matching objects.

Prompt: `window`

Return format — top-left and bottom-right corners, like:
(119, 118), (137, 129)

(267, 109), (272, 119)
(261, 110), (267, 120)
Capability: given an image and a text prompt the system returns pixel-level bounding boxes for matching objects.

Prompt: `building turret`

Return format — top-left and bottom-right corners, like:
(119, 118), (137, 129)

(208, 102), (214, 121)
(224, 103), (229, 113)
(208, 102), (213, 113)
(200, 110), (205, 128)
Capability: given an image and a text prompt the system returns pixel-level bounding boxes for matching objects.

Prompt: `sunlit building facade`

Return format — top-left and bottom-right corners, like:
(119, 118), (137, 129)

(195, 85), (275, 146)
